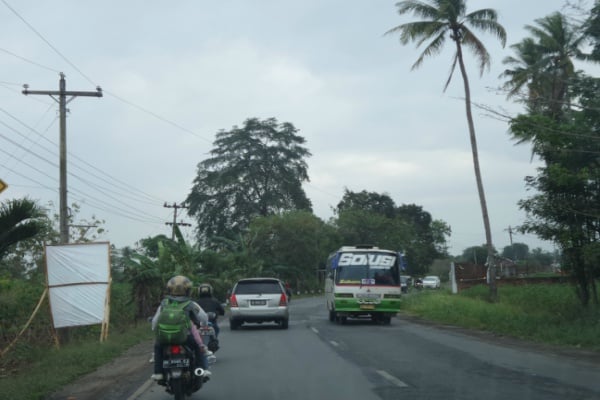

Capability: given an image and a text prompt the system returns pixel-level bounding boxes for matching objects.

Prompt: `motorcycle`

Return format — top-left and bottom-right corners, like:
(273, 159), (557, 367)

(198, 322), (218, 365)
(414, 278), (423, 290)
(158, 342), (206, 400)
(202, 312), (220, 355)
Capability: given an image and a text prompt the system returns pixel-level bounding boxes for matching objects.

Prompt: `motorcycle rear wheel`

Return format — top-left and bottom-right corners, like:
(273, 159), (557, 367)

(171, 378), (185, 400)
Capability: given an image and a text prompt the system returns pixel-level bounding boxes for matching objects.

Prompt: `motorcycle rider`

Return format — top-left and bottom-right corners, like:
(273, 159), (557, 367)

(151, 275), (212, 381)
(196, 283), (225, 337)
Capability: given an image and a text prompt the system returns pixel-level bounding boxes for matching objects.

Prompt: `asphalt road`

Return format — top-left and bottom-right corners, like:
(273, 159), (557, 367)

(51, 295), (600, 400)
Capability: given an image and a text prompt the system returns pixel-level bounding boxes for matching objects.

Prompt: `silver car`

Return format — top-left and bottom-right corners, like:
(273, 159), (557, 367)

(422, 275), (441, 289)
(229, 277), (290, 330)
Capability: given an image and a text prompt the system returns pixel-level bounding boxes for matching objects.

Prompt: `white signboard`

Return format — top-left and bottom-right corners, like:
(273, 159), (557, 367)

(45, 242), (111, 329)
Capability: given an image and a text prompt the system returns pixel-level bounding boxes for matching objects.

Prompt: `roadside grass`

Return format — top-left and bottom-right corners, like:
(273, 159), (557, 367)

(401, 284), (600, 351)
(0, 323), (153, 400)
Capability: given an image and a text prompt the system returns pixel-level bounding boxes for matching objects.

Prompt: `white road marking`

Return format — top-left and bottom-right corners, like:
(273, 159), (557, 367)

(311, 327), (319, 334)
(376, 369), (409, 387)
(330, 340), (339, 347)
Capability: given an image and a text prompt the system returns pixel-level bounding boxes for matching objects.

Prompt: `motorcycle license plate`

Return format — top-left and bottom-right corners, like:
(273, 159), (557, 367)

(163, 358), (190, 368)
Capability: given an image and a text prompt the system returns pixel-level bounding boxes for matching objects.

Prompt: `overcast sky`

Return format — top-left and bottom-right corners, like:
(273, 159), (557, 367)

(0, 0), (592, 256)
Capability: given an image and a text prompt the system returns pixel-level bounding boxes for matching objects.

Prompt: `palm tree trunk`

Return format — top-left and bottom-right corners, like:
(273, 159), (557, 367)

(455, 41), (497, 301)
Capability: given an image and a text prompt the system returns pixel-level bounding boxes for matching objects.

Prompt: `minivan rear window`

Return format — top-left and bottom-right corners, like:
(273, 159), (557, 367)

(235, 281), (282, 295)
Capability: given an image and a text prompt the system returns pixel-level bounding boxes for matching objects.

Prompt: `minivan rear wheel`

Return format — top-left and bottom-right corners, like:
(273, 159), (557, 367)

(280, 318), (289, 329)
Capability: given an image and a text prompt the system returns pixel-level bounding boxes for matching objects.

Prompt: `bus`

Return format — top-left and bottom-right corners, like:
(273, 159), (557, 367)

(325, 245), (403, 324)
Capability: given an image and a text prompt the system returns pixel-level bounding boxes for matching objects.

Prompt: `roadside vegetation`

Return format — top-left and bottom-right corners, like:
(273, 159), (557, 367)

(0, 324), (151, 400)
(401, 284), (600, 351)
(0, 280), (152, 400)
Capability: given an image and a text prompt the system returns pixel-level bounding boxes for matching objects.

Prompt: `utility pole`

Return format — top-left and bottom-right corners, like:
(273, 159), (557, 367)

(164, 202), (191, 240)
(23, 73), (102, 244)
(506, 225), (516, 261)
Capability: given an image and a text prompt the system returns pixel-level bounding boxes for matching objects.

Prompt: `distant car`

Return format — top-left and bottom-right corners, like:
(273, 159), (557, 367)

(229, 277), (290, 330)
(422, 275), (441, 289)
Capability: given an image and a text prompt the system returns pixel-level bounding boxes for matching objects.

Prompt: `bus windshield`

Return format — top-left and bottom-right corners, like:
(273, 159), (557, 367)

(334, 251), (399, 286)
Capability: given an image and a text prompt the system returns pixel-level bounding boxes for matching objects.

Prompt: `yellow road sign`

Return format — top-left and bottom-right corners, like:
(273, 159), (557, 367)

(0, 179), (7, 194)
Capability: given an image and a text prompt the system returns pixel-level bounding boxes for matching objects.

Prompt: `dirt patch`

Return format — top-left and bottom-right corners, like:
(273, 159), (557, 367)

(44, 340), (155, 400)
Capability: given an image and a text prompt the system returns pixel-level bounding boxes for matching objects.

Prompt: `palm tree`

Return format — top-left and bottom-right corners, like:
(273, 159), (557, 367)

(386, 0), (506, 300)
(0, 198), (45, 261)
(502, 12), (588, 120)
(500, 37), (546, 111)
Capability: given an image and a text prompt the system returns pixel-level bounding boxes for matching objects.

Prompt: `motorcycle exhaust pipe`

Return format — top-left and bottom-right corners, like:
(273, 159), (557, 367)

(194, 368), (205, 377)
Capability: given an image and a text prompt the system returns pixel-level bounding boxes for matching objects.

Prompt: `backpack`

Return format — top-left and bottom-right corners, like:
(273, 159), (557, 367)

(155, 299), (191, 344)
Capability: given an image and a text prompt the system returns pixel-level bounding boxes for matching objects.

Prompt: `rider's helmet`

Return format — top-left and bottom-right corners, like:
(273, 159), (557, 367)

(198, 283), (213, 298)
(167, 275), (193, 296)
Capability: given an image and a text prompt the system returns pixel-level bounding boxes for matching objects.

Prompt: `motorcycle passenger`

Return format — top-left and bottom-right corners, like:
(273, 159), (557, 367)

(196, 283), (225, 337)
(151, 275), (212, 381)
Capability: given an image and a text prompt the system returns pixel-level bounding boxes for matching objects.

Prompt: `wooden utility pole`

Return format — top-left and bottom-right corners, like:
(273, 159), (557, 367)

(506, 225), (516, 260)
(23, 73), (102, 244)
(164, 202), (191, 240)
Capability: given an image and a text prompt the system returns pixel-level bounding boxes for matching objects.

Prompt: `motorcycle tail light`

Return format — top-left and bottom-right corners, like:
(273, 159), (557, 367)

(230, 294), (238, 307)
(170, 345), (182, 355)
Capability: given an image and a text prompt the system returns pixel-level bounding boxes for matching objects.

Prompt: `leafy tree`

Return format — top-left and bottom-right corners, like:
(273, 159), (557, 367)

(335, 189), (396, 218)
(584, 1), (600, 60)
(501, 242), (530, 261)
(137, 234), (171, 258)
(431, 219), (452, 256)
(186, 117), (312, 247)
(334, 208), (417, 268)
(529, 247), (556, 270)
(510, 74), (600, 306)
(124, 225), (207, 318)
(0, 198), (45, 263)
(396, 204), (445, 272)
(459, 245), (491, 265)
(334, 190), (450, 275)
(247, 211), (339, 291)
(386, 0), (506, 300)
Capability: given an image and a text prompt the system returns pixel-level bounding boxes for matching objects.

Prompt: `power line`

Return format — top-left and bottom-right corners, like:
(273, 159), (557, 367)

(0, 46), (60, 73)
(1, 0), (96, 86)
(0, 107), (164, 204)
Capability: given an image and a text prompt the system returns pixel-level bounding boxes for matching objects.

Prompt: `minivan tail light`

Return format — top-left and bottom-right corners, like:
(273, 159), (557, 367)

(230, 294), (238, 307)
(279, 293), (288, 306)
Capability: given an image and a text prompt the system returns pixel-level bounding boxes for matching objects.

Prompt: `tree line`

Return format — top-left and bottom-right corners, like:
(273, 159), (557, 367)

(1, 1), (599, 339)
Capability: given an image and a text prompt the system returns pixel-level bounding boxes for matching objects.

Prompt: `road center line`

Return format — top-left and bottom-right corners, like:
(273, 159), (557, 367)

(311, 327), (319, 334)
(330, 340), (339, 347)
(376, 369), (409, 387)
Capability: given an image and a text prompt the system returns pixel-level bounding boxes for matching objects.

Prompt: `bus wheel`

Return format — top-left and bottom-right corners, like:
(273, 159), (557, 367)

(329, 310), (336, 322)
